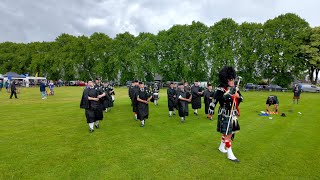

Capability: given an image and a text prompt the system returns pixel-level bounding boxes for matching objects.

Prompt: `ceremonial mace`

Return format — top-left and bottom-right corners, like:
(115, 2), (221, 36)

(225, 76), (242, 135)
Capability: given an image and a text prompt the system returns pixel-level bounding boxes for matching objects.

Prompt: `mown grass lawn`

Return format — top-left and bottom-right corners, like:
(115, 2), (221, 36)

(0, 87), (319, 179)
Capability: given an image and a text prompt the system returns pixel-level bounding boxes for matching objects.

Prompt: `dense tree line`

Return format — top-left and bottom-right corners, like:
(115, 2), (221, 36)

(0, 13), (319, 86)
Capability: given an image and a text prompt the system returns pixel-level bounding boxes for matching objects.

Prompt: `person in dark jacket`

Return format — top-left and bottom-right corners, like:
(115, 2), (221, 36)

(293, 84), (301, 104)
(131, 80), (140, 120)
(203, 84), (215, 120)
(80, 80), (102, 133)
(136, 82), (152, 127)
(167, 82), (176, 117)
(177, 83), (191, 122)
(10, 80), (18, 99)
(213, 66), (243, 162)
(191, 81), (203, 115)
(0, 80), (3, 92)
(40, 80), (47, 99)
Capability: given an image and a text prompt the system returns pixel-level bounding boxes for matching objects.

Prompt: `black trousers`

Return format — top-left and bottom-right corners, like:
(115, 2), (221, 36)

(10, 90), (17, 99)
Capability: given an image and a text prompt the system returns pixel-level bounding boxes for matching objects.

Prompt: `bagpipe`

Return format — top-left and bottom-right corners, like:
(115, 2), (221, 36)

(226, 76), (242, 135)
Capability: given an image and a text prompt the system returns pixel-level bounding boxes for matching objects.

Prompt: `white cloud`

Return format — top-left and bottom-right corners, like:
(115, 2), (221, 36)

(86, 18), (107, 27)
(0, 0), (319, 42)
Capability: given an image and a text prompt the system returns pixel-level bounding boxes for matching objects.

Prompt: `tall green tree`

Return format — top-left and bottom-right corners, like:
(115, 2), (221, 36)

(237, 22), (263, 84)
(261, 13), (310, 87)
(113, 32), (136, 84)
(300, 26), (320, 84)
(206, 18), (239, 84)
(185, 21), (209, 82)
(129, 32), (158, 82)
(86, 33), (114, 81)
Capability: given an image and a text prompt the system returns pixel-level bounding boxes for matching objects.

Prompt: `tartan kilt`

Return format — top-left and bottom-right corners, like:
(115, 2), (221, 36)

(217, 115), (240, 135)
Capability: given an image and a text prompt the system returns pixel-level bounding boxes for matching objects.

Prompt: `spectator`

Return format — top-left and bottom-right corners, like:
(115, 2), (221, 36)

(10, 80), (18, 99)
(5, 80), (9, 93)
(49, 80), (54, 95)
(40, 80), (47, 99)
(293, 84), (302, 104)
(0, 80), (3, 92)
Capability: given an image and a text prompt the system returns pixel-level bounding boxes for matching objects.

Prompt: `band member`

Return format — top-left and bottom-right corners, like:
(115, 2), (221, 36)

(266, 95), (279, 114)
(128, 81), (135, 105)
(102, 81), (112, 112)
(214, 66), (243, 162)
(293, 84), (301, 104)
(177, 83), (191, 122)
(191, 81), (203, 115)
(93, 78), (105, 127)
(167, 82), (176, 117)
(136, 82), (152, 127)
(80, 80), (102, 133)
(130, 80), (140, 120)
(184, 81), (192, 99)
(204, 84), (215, 120)
(152, 83), (160, 106)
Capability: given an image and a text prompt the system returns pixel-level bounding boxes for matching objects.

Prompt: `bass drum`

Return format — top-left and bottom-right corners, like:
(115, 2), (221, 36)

(153, 93), (159, 100)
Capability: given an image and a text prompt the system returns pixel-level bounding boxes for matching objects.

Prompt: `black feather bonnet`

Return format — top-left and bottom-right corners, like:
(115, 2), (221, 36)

(218, 66), (236, 86)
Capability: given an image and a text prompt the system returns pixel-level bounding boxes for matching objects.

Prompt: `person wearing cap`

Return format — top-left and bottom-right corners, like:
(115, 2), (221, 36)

(176, 82), (191, 122)
(167, 82), (176, 117)
(80, 80), (102, 133)
(191, 80), (203, 115)
(136, 82), (152, 127)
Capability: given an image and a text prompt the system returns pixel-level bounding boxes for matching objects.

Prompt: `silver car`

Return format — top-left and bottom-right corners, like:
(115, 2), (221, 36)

(299, 84), (320, 93)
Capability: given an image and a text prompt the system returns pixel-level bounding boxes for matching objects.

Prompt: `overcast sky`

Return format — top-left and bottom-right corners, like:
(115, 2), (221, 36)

(1, 0), (319, 43)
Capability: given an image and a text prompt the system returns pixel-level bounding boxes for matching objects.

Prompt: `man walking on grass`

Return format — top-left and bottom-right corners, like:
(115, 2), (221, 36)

(136, 82), (152, 127)
(80, 80), (102, 133)
(10, 80), (18, 99)
(40, 80), (47, 99)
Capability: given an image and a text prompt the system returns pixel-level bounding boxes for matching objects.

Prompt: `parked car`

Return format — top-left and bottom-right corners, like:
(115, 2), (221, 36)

(299, 84), (320, 93)
(244, 83), (261, 91)
(78, 81), (86, 86)
(265, 84), (287, 92)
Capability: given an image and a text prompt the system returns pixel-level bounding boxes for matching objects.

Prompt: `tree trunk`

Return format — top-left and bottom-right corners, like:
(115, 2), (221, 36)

(315, 68), (319, 84)
(309, 66), (315, 84)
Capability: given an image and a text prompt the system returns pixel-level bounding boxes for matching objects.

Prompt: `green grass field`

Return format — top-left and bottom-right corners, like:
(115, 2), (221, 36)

(1, 87), (319, 179)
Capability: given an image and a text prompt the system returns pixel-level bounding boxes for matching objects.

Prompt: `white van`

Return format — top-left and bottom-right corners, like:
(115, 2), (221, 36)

(299, 84), (320, 93)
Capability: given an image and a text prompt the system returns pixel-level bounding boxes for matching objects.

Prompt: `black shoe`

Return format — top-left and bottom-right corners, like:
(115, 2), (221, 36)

(140, 124), (145, 127)
(89, 128), (94, 133)
(194, 112), (198, 116)
(229, 159), (240, 163)
(95, 124), (99, 129)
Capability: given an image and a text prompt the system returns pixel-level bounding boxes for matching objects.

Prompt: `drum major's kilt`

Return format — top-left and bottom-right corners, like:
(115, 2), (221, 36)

(217, 115), (234, 135)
